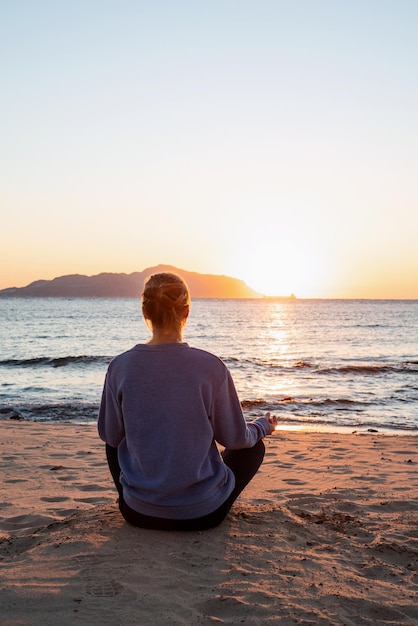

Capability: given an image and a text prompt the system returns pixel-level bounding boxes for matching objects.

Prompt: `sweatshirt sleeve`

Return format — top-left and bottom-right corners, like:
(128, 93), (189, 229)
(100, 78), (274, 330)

(97, 369), (125, 447)
(210, 369), (270, 449)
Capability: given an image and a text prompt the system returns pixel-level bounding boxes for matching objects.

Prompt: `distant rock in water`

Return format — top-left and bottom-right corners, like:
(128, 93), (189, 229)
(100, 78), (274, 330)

(0, 265), (262, 299)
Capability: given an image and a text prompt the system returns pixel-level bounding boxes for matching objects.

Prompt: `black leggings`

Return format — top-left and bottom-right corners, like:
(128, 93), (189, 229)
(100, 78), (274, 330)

(105, 440), (265, 531)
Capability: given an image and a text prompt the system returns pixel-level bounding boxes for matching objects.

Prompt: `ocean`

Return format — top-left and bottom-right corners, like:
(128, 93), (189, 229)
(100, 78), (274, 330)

(1, 298), (417, 434)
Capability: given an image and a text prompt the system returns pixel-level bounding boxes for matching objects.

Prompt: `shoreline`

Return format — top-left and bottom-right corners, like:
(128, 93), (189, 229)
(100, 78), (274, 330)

(3, 417), (418, 438)
(1, 421), (417, 624)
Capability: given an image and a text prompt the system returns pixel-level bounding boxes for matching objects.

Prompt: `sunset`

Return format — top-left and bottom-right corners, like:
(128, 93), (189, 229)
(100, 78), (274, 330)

(1, 4), (418, 624)
(2, 2), (418, 298)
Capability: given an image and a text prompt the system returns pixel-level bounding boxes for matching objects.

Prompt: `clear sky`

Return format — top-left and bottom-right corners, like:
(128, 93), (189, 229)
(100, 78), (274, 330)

(1, 1), (417, 298)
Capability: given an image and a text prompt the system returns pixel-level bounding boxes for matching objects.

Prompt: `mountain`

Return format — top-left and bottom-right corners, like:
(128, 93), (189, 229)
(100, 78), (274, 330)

(0, 265), (262, 299)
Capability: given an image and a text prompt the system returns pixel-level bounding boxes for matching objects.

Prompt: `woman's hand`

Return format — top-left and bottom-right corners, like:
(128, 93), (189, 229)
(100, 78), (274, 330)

(266, 412), (279, 434)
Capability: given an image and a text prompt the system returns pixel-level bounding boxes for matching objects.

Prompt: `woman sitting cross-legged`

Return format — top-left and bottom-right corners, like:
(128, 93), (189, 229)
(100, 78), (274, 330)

(98, 272), (278, 531)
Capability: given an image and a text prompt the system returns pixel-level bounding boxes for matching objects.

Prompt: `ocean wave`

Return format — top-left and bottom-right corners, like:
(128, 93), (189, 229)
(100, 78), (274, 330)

(241, 397), (294, 411)
(317, 363), (418, 376)
(241, 396), (367, 411)
(1, 399), (416, 433)
(239, 399), (418, 433)
(224, 356), (418, 375)
(0, 355), (111, 368)
(0, 402), (99, 422)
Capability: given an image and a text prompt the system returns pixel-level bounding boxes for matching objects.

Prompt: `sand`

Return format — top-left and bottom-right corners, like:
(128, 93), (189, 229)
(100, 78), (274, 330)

(0, 421), (417, 626)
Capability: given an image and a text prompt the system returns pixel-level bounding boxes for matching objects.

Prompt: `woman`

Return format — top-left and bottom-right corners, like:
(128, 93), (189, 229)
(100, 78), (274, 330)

(98, 272), (277, 530)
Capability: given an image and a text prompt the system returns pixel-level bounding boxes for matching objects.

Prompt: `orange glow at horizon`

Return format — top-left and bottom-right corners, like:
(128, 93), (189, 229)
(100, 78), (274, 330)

(1, 5), (418, 300)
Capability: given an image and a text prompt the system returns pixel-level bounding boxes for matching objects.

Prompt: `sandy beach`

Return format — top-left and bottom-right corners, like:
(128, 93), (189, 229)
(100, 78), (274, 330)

(0, 421), (417, 625)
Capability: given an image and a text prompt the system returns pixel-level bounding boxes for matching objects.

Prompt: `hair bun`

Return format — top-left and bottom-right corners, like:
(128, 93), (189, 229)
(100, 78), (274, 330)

(142, 273), (190, 331)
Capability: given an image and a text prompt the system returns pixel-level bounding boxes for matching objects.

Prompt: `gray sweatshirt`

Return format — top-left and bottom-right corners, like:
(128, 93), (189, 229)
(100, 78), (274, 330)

(98, 342), (270, 519)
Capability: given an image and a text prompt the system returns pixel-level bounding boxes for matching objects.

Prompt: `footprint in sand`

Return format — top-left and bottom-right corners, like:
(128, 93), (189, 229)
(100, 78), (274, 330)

(281, 478), (307, 485)
(72, 555), (137, 623)
(40, 496), (70, 502)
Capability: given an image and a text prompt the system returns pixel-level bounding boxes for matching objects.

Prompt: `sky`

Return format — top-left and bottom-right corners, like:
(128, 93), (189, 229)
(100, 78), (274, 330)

(1, 0), (418, 298)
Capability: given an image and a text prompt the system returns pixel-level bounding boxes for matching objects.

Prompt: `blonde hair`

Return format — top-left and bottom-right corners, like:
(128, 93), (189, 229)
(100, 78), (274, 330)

(142, 273), (190, 333)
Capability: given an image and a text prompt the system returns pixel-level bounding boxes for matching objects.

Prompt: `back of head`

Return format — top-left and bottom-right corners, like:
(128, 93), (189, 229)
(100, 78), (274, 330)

(142, 273), (190, 333)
